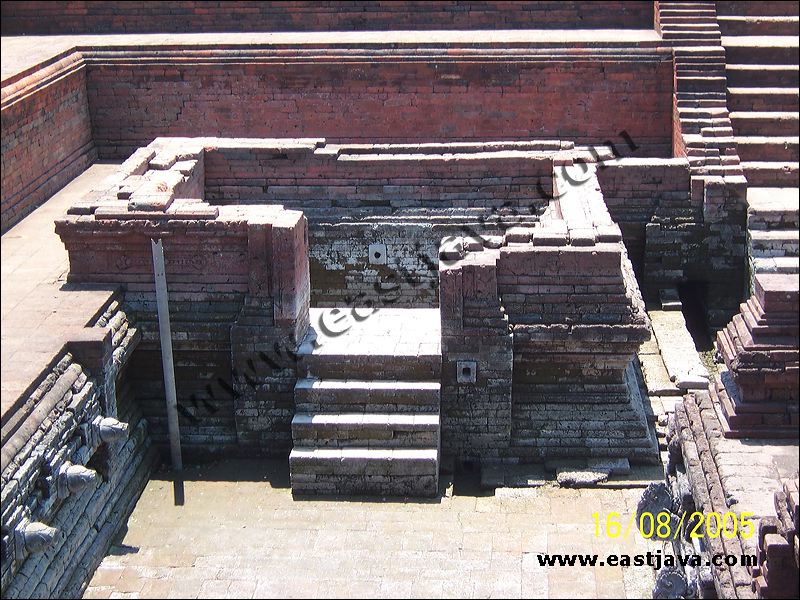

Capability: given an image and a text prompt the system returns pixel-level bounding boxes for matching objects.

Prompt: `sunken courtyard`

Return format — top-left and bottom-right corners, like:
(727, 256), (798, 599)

(1, 2), (798, 599)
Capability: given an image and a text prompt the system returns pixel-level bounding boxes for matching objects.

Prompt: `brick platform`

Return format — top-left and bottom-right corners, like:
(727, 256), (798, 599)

(439, 161), (658, 464)
(715, 273), (799, 437)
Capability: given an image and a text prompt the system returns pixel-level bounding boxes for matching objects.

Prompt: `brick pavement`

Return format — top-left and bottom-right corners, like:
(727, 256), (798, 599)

(83, 459), (658, 599)
(1, 164), (120, 419)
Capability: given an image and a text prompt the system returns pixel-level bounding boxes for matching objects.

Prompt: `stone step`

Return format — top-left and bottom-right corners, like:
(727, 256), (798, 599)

(728, 87), (799, 112)
(741, 160), (800, 186)
(716, 1), (800, 17)
(662, 31), (721, 41)
(661, 22), (720, 30)
(747, 187), (800, 230)
(659, 1), (716, 7)
(681, 118), (729, 134)
(724, 37), (799, 65)
(297, 350), (441, 380)
(735, 136), (800, 162)
(660, 9), (717, 17)
(730, 111), (800, 136)
(292, 413), (439, 447)
(718, 16), (800, 36)
(676, 75), (727, 92)
(660, 15), (719, 25)
(294, 378), (440, 413)
(683, 133), (737, 151)
(726, 64), (800, 87)
(752, 256), (800, 274)
(749, 229), (800, 257)
(289, 447), (439, 496)
(701, 125), (735, 137)
(299, 307), (441, 380)
(679, 106), (731, 118)
(662, 31), (720, 47)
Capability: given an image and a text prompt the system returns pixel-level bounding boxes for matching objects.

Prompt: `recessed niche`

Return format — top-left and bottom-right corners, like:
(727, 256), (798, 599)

(457, 360), (477, 384)
(368, 243), (387, 265)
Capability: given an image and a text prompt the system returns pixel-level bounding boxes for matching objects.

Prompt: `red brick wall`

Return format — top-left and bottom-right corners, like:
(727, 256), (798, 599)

(596, 158), (694, 276)
(57, 206), (311, 455)
(1, 1), (655, 34)
(87, 54), (673, 159)
(204, 146), (555, 209)
(1, 64), (95, 232)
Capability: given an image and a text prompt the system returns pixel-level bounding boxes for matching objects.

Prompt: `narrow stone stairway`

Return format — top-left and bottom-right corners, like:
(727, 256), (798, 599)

(719, 0), (800, 187)
(289, 308), (441, 497)
(717, 1), (800, 283)
(657, 1), (741, 176)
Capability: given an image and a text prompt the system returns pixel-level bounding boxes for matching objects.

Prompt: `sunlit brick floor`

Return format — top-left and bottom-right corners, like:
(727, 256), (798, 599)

(83, 459), (658, 599)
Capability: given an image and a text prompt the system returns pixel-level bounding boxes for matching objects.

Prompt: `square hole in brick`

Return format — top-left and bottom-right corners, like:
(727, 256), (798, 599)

(368, 243), (387, 265)
(457, 360), (477, 384)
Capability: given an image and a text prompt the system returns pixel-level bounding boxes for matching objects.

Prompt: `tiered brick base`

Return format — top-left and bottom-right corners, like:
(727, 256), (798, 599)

(289, 309), (441, 497)
(715, 273), (799, 438)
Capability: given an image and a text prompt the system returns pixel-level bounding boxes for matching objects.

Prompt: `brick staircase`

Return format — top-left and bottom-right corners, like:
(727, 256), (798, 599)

(717, 1), (800, 282)
(719, 0), (800, 187)
(289, 308), (441, 497)
(657, 1), (743, 177)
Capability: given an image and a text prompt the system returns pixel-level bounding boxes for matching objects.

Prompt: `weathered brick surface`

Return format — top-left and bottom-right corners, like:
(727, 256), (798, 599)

(440, 250), (513, 460)
(668, 392), (759, 600)
(654, 1), (751, 326)
(1, 58), (95, 233)
(596, 158), (694, 283)
(753, 479), (800, 598)
(205, 140), (558, 306)
(1, 297), (155, 599)
(439, 162), (657, 464)
(55, 143), (311, 457)
(606, 165), (748, 325)
(85, 49), (673, 159)
(1, 1), (655, 35)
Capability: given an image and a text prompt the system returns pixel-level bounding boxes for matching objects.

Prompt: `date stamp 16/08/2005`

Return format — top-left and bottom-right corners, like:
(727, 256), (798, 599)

(592, 511), (756, 541)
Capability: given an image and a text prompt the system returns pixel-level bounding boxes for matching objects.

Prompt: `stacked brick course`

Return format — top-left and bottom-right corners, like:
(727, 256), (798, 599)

(719, 1), (800, 290)
(205, 139), (559, 306)
(753, 479), (799, 598)
(84, 47), (672, 160)
(439, 162), (658, 464)
(55, 141), (311, 457)
(1, 1), (655, 34)
(656, 0), (751, 325)
(0, 55), (95, 233)
(668, 390), (761, 600)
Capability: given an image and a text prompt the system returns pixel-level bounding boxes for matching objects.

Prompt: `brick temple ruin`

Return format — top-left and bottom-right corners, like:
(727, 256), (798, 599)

(1, 2), (798, 599)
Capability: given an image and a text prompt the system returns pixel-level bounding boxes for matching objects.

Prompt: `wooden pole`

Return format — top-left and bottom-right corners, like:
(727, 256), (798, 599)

(151, 238), (183, 474)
